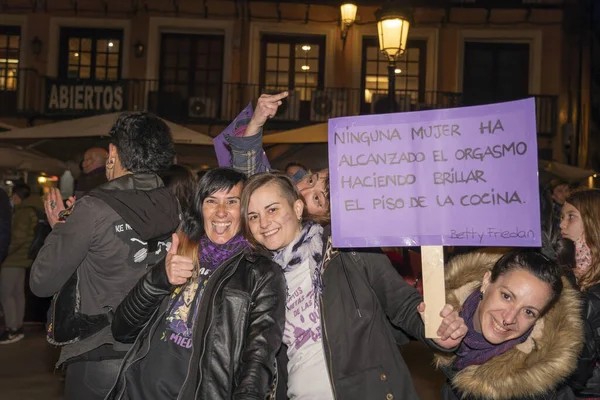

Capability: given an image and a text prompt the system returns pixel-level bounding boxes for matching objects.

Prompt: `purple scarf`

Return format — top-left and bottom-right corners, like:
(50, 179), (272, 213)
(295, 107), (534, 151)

(454, 290), (533, 370)
(198, 234), (249, 272)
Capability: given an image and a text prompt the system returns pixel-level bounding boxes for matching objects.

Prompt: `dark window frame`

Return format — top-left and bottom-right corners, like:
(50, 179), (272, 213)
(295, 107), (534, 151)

(158, 33), (225, 100)
(0, 25), (21, 92)
(259, 34), (326, 92)
(59, 28), (124, 81)
(462, 41), (530, 106)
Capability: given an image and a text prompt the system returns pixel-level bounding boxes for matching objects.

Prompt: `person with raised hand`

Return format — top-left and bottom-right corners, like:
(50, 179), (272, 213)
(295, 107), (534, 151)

(240, 173), (467, 400)
(225, 92), (332, 224)
(106, 168), (286, 400)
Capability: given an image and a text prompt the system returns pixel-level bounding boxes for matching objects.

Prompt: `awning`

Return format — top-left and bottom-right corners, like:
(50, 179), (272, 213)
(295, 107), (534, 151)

(0, 146), (66, 175)
(263, 123), (328, 144)
(538, 160), (597, 183)
(0, 113), (214, 145)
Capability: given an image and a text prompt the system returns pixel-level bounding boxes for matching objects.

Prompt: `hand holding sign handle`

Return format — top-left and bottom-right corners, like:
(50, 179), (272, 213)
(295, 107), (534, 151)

(420, 245), (448, 338)
(418, 302), (467, 348)
(165, 233), (195, 286)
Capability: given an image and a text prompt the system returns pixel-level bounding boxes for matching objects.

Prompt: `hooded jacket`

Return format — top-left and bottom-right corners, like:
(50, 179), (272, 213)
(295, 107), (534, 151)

(30, 173), (180, 366)
(3, 194), (43, 268)
(434, 252), (584, 400)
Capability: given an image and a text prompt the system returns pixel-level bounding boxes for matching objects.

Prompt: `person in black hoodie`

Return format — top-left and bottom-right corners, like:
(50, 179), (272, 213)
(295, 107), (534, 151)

(30, 112), (181, 400)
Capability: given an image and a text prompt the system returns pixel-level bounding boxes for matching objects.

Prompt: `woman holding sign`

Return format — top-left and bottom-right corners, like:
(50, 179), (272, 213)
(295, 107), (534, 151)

(434, 251), (583, 400)
(240, 173), (468, 400)
(560, 189), (600, 399)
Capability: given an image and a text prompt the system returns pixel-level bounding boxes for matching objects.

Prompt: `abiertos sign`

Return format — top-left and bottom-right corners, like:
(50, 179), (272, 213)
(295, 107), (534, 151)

(46, 80), (125, 115)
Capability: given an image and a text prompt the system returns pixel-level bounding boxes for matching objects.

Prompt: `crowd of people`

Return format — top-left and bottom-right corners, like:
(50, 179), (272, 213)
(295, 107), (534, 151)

(0, 93), (597, 400)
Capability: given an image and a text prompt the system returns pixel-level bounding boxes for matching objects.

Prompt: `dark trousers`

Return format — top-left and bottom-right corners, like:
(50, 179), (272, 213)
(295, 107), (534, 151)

(64, 359), (122, 400)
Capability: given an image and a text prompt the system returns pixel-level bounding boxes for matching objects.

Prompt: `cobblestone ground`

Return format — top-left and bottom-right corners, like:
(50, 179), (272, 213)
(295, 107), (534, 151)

(0, 325), (445, 400)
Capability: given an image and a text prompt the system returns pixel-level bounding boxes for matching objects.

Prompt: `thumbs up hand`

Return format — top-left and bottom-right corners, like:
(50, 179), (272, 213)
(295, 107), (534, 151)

(165, 233), (195, 285)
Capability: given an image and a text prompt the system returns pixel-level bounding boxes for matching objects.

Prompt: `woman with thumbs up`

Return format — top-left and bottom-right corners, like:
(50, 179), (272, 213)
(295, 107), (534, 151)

(106, 168), (286, 400)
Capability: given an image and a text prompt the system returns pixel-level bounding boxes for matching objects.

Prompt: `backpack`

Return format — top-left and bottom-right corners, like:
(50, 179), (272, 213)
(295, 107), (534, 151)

(29, 210), (51, 260)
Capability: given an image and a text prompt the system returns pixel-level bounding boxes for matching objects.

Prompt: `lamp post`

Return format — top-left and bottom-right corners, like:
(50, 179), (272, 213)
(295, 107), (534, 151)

(375, 3), (412, 113)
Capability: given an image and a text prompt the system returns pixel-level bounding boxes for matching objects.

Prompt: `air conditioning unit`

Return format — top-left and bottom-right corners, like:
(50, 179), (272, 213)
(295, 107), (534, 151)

(310, 90), (348, 122)
(272, 90), (300, 121)
(371, 93), (412, 114)
(188, 97), (218, 119)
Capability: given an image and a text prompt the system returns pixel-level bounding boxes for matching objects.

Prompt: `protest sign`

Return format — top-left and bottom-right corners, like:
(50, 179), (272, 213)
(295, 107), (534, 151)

(329, 98), (540, 337)
(214, 102), (271, 168)
(328, 98), (541, 249)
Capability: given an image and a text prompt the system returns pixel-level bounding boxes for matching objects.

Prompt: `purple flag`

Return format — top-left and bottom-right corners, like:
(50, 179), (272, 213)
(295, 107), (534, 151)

(214, 102), (271, 168)
(328, 98), (541, 248)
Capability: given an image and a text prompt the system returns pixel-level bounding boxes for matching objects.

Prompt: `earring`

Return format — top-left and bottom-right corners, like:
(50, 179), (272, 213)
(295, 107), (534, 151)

(479, 291), (483, 299)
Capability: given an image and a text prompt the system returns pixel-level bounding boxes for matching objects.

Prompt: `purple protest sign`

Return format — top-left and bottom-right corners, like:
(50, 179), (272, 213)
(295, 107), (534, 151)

(213, 102), (271, 168)
(328, 98), (541, 248)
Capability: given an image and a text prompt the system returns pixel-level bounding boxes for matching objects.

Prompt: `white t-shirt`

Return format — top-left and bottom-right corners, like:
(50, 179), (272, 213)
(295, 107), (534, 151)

(283, 260), (335, 400)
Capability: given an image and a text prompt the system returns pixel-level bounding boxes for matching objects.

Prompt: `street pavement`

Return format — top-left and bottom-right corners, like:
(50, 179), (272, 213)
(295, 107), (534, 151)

(0, 324), (445, 400)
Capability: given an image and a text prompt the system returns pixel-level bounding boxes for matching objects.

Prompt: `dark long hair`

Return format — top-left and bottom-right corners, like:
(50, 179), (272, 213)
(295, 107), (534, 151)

(565, 189), (600, 290)
(159, 164), (196, 215)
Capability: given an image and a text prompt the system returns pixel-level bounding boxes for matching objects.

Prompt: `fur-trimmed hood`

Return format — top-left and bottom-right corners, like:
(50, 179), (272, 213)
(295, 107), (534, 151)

(434, 252), (584, 400)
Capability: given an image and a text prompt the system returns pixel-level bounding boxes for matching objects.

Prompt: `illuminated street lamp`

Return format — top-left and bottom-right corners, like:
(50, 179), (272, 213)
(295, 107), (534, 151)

(340, 3), (358, 43)
(375, 2), (412, 112)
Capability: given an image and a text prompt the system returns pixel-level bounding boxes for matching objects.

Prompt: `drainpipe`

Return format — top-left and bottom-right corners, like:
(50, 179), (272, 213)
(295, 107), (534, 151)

(574, 0), (586, 167)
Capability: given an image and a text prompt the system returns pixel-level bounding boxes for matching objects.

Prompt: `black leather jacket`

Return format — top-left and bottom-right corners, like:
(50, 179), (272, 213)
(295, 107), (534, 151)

(570, 283), (600, 398)
(105, 249), (286, 400)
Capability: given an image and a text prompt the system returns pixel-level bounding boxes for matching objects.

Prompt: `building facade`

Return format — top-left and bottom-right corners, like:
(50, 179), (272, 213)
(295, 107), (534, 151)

(0, 0), (591, 167)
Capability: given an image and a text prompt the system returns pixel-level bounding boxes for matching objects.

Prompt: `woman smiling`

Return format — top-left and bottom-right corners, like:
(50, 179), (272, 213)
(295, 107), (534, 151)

(435, 251), (583, 400)
(105, 168), (286, 400)
(241, 173), (469, 400)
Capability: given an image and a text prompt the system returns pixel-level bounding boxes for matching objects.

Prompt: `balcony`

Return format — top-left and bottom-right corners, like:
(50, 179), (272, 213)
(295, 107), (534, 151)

(0, 68), (557, 138)
(250, 0), (564, 9)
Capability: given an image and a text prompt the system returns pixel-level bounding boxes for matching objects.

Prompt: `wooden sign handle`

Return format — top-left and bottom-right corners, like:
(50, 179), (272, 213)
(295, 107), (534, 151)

(421, 245), (446, 338)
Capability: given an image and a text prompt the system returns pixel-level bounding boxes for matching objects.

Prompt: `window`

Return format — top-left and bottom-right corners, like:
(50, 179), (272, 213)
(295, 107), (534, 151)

(462, 42), (529, 106)
(360, 37), (426, 112)
(59, 28), (123, 80)
(159, 33), (224, 101)
(0, 26), (20, 91)
(260, 35), (325, 101)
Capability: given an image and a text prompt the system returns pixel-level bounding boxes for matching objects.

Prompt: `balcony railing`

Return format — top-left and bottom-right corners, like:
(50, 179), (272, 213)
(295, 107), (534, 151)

(252, 0), (564, 8)
(0, 68), (557, 137)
